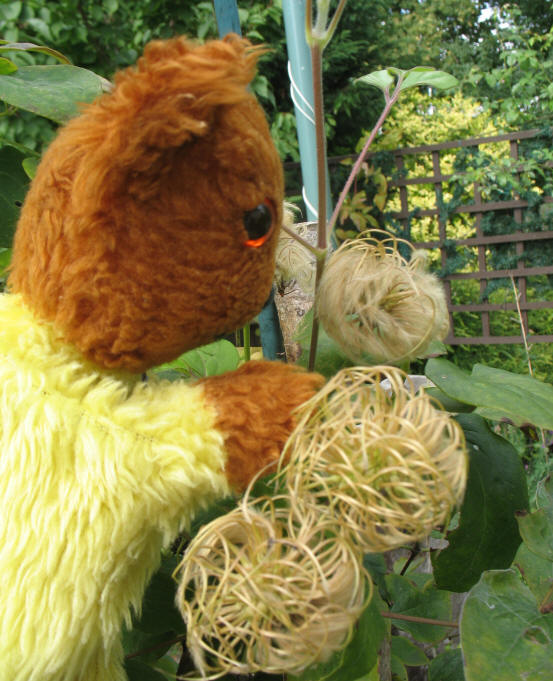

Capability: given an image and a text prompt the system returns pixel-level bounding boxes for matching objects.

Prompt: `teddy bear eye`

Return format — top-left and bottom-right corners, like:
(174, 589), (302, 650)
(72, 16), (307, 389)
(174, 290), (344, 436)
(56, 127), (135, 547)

(243, 200), (274, 248)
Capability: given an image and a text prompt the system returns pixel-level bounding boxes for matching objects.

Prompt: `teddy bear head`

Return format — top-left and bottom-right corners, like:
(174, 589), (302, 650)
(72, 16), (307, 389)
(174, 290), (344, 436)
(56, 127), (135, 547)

(9, 35), (283, 372)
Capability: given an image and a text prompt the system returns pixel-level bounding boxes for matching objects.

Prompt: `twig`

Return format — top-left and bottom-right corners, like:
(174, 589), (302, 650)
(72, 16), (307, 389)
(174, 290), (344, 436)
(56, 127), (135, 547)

(380, 612), (458, 628)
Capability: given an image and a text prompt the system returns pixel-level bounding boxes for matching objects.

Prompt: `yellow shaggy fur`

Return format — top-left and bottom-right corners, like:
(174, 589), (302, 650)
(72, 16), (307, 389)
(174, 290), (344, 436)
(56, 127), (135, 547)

(0, 294), (229, 681)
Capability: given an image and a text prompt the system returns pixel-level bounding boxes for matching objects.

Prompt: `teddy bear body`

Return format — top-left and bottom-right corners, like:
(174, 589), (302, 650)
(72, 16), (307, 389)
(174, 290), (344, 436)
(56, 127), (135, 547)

(0, 36), (322, 681)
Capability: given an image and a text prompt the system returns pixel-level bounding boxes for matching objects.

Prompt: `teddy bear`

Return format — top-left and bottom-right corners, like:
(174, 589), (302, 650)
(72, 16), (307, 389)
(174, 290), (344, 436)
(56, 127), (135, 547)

(0, 34), (323, 681)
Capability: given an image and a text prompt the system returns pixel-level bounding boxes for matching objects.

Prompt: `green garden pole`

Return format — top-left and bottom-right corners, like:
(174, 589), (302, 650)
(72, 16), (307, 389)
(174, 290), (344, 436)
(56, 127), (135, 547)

(282, 0), (332, 223)
(213, 0), (285, 360)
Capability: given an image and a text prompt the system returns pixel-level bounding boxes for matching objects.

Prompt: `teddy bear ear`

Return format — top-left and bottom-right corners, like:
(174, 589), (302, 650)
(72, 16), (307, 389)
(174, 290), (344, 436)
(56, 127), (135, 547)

(103, 34), (263, 153)
(55, 35), (265, 209)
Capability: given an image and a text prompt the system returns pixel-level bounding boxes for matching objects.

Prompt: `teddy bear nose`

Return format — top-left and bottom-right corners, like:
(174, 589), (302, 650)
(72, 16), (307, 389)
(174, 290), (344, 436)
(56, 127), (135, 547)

(243, 200), (274, 248)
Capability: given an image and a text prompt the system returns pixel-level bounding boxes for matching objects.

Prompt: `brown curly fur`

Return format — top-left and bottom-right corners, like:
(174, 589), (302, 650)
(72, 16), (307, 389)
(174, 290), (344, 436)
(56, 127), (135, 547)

(9, 35), (283, 372)
(200, 361), (325, 490)
(8, 34), (324, 489)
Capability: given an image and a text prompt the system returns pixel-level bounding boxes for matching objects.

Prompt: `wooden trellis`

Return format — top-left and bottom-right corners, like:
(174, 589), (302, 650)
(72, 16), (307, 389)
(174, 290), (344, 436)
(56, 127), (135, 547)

(299, 129), (553, 346)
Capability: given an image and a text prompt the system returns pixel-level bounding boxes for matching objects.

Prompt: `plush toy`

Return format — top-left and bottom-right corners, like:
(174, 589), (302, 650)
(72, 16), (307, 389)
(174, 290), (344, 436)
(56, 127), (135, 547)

(0, 35), (323, 681)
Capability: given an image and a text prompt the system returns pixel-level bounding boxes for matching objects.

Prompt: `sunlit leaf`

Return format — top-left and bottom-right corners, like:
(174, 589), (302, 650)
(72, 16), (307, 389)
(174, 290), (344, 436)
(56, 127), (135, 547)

(400, 67), (458, 91)
(0, 57), (17, 75)
(425, 358), (553, 429)
(356, 69), (395, 92)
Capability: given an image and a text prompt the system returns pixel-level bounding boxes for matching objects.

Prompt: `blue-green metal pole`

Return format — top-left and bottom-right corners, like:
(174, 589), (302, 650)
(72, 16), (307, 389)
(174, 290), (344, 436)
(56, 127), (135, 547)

(282, 0), (332, 223)
(213, 0), (285, 360)
(213, 0), (242, 36)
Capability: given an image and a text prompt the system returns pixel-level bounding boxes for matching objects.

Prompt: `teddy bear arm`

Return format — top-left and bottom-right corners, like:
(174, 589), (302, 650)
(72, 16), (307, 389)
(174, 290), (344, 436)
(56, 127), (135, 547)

(199, 361), (324, 490)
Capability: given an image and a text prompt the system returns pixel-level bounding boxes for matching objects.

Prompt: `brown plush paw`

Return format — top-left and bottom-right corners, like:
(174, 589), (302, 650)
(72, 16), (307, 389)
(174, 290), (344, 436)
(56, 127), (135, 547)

(200, 361), (324, 491)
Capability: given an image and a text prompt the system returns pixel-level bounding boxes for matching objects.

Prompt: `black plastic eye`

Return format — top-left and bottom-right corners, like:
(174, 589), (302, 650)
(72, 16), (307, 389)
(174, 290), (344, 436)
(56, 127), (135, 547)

(243, 200), (274, 247)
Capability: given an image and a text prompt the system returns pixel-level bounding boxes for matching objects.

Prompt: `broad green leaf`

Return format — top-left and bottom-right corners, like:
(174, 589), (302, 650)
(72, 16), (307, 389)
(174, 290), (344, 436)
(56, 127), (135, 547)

(0, 145), (30, 247)
(0, 57), (17, 75)
(432, 414), (529, 592)
(461, 570), (553, 681)
(428, 648), (464, 681)
(356, 69), (395, 92)
(400, 67), (458, 91)
(385, 574), (452, 644)
(0, 41), (71, 64)
(0, 65), (106, 123)
(425, 358), (553, 429)
(391, 635), (427, 665)
(292, 591), (386, 681)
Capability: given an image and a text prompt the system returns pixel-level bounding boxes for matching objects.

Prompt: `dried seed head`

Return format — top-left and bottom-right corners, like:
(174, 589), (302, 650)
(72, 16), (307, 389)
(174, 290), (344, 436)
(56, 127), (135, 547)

(175, 500), (368, 678)
(274, 206), (316, 293)
(280, 366), (468, 553)
(316, 232), (449, 363)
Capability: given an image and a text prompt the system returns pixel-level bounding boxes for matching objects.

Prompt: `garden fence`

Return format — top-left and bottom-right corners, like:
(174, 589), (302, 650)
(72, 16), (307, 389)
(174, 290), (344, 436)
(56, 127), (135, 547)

(287, 129), (553, 346)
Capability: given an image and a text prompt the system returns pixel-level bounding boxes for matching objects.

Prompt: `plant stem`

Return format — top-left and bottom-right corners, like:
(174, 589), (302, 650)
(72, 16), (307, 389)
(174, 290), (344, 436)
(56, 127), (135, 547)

(281, 223), (325, 258)
(380, 611), (458, 628)
(307, 38), (329, 372)
(327, 80), (403, 241)
(243, 324), (251, 362)
(125, 634), (186, 660)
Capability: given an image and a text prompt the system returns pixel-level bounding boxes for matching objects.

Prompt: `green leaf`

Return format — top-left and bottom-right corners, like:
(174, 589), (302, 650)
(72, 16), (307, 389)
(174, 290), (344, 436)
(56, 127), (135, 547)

(295, 308), (353, 379)
(391, 636), (427, 666)
(22, 157), (38, 179)
(385, 574), (452, 644)
(355, 69), (395, 92)
(0, 3), (22, 21)
(400, 67), (459, 91)
(517, 507), (553, 563)
(425, 358), (553, 429)
(461, 570), (553, 681)
(0, 57), (17, 75)
(432, 414), (529, 592)
(132, 554), (185, 635)
(425, 386), (475, 413)
(0, 41), (71, 64)
(0, 248), (12, 275)
(428, 648), (464, 681)
(515, 541), (553, 613)
(156, 339), (240, 379)
(124, 658), (169, 681)
(0, 145), (30, 247)
(0, 65), (106, 123)
(292, 591), (386, 681)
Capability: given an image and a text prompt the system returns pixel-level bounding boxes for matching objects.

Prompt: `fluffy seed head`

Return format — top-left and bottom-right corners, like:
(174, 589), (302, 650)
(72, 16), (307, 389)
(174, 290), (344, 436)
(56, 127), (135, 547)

(175, 499), (368, 678)
(280, 365), (468, 553)
(316, 232), (449, 363)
